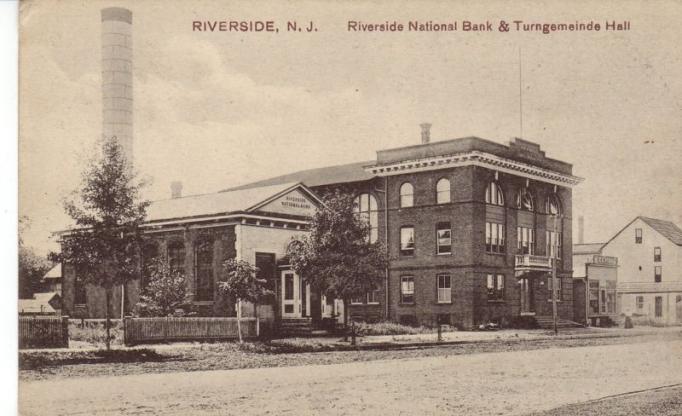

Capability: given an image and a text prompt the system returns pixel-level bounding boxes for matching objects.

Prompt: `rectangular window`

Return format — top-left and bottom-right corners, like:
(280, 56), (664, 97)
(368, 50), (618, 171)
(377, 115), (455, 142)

(517, 227), (535, 255)
(367, 288), (380, 304)
(548, 277), (563, 301)
(74, 278), (87, 305)
(486, 274), (504, 301)
(635, 228), (642, 244)
(545, 231), (562, 259)
(350, 295), (364, 305)
(655, 296), (663, 317)
(437, 274), (451, 303)
(436, 222), (451, 255)
(655, 266), (662, 283)
(636, 296), (644, 311)
(400, 227), (415, 256)
(401, 276), (415, 304)
(654, 247), (661, 262)
(486, 222), (505, 254)
(606, 290), (616, 314)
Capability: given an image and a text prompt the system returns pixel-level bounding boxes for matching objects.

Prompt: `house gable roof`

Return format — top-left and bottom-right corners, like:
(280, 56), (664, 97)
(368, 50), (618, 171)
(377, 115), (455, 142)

(603, 216), (682, 248)
(573, 243), (606, 255)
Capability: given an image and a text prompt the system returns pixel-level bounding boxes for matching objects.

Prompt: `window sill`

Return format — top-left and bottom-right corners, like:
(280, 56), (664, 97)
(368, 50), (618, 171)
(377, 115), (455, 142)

(436, 301), (452, 305)
(366, 302), (380, 305)
(487, 299), (505, 303)
(437, 252), (452, 256)
(546, 300), (563, 303)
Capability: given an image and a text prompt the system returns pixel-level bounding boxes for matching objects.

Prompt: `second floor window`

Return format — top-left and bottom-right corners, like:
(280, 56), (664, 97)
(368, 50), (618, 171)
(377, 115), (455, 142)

(546, 231), (562, 259)
(654, 247), (661, 262)
(655, 266), (662, 283)
(401, 276), (415, 304)
(635, 228), (642, 244)
(400, 226), (415, 256)
(516, 188), (534, 212)
(400, 182), (414, 208)
(486, 222), (505, 253)
(485, 181), (504, 206)
(486, 274), (504, 301)
(517, 227), (535, 255)
(436, 222), (451, 254)
(353, 193), (379, 243)
(545, 194), (562, 216)
(436, 178), (450, 204)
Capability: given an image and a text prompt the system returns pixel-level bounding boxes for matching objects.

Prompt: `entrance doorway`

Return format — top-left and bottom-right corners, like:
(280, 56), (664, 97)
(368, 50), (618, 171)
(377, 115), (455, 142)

(280, 270), (310, 318)
(519, 277), (535, 315)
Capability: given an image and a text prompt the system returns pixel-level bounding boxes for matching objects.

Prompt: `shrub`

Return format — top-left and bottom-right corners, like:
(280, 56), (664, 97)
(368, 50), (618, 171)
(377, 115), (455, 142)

(69, 320), (123, 346)
(355, 321), (434, 336)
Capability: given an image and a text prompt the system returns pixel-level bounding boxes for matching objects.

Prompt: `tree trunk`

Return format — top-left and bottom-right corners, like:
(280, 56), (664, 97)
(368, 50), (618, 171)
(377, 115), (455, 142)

(236, 299), (243, 343)
(105, 287), (111, 351)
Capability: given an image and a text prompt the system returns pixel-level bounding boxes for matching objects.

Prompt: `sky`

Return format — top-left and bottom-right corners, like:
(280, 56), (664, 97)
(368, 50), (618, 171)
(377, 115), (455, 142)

(18, 0), (682, 255)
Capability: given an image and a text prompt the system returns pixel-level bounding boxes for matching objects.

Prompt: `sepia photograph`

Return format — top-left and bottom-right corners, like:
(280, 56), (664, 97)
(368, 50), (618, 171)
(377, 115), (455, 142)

(12, 0), (682, 414)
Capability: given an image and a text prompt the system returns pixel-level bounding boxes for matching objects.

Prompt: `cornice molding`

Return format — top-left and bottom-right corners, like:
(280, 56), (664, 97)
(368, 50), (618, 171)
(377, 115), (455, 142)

(365, 150), (583, 187)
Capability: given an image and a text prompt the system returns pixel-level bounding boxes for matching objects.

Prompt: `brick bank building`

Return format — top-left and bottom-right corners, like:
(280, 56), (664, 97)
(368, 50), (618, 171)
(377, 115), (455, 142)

(61, 130), (582, 330)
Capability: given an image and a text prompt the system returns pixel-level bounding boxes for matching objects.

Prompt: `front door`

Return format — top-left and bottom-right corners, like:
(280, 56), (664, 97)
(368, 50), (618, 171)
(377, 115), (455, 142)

(519, 277), (535, 315)
(281, 270), (301, 318)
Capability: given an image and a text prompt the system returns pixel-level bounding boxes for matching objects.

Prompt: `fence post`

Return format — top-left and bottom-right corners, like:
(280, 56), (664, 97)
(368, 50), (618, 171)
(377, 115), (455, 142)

(123, 316), (130, 346)
(164, 315), (169, 343)
(256, 317), (260, 338)
(61, 316), (70, 348)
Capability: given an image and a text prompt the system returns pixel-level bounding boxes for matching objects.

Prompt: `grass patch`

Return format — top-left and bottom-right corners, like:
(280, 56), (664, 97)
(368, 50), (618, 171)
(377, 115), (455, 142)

(19, 348), (164, 370)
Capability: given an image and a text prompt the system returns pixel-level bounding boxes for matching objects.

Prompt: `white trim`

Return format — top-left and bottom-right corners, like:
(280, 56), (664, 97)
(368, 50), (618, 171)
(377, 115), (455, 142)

(246, 182), (324, 212)
(365, 150), (583, 187)
(141, 213), (309, 229)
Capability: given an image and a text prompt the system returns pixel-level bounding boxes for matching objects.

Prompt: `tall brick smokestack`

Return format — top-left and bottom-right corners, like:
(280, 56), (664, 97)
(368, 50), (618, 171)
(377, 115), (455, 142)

(420, 123), (431, 144)
(102, 7), (133, 168)
(578, 215), (584, 244)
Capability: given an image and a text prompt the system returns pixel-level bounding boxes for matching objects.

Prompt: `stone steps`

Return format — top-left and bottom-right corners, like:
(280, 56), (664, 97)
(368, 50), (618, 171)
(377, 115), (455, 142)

(277, 317), (314, 337)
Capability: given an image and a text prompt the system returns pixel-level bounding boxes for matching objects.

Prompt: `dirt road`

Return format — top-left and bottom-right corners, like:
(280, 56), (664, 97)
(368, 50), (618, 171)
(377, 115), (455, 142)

(19, 340), (682, 415)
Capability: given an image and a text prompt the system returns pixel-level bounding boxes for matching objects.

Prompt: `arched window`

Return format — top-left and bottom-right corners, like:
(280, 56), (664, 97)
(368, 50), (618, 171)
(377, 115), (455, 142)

(546, 194), (562, 216)
(436, 178), (450, 204)
(353, 193), (379, 243)
(194, 239), (214, 301)
(141, 241), (159, 288)
(399, 182), (414, 208)
(516, 188), (534, 212)
(167, 240), (186, 275)
(485, 181), (505, 206)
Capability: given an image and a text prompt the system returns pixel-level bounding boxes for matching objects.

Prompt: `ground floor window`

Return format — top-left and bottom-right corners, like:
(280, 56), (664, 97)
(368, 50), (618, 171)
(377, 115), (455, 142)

(636, 295), (644, 311)
(350, 296), (364, 305)
(655, 296), (663, 317)
(401, 276), (415, 304)
(486, 274), (504, 301)
(367, 288), (380, 304)
(589, 281), (600, 314)
(437, 274), (451, 303)
(547, 276), (562, 301)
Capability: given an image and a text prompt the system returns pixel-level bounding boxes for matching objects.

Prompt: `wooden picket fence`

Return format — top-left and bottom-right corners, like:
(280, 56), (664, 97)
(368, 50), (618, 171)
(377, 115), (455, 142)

(123, 317), (259, 346)
(18, 316), (69, 349)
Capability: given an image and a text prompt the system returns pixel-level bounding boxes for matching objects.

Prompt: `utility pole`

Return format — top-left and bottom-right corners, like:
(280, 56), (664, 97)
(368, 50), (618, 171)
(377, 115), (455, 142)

(552, 214), (559, 336)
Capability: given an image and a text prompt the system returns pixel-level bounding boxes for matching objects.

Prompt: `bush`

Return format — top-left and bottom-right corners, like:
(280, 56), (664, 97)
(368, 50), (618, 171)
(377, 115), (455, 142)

(69, 320), (123, 346)
(355, 321), (434, 336)
(19, 348), (163, 370)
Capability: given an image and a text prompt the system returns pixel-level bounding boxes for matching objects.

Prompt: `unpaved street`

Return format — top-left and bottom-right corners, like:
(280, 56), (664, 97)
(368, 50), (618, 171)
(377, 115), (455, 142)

(19, 340), (682, 415)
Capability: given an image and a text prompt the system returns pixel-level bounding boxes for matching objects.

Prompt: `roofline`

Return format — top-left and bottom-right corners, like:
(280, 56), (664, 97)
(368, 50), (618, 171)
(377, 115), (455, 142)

(601, 216), (682, 248)
(245, 182), (324, 212)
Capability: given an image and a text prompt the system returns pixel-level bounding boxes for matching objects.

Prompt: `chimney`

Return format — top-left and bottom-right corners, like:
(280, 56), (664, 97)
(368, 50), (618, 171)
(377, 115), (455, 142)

(102, 7), (133, 168)
(578, 215), (584, 244)
(420, 123), (432, 144)
(171, 181), (183, 199)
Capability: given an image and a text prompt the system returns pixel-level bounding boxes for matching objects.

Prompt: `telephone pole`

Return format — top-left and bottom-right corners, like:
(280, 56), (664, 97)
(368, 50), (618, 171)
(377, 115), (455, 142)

(552, 214), (559, 336)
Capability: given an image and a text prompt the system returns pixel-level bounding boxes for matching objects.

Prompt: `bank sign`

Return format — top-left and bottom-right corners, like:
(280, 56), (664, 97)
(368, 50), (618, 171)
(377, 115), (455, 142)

(257, 189), (317, 217)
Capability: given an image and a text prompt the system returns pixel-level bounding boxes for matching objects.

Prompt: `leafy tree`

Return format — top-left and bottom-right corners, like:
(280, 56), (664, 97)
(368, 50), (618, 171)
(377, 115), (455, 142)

(18, 216), (53, 299)
(217, 259), (271, 342)
(50, 139), (149, 350)
(135, 258), (189, 317)
(286, 190), (387, 330)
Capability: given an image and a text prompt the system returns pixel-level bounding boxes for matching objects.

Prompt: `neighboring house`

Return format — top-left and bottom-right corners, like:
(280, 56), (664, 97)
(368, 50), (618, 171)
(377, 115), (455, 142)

(18, 292), (62, 316)
(59, 131), (582, 330)
(600, 216), (682, 325)
(41, 264), (62, 295)
(572, 243), (618, 326)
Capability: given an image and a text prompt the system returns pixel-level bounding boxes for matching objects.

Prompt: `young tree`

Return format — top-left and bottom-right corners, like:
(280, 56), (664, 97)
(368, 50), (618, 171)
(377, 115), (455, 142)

(19, 216), (53, 298)
(135, 258), (189, 317)
(286, 190), (387, 332)
(217, 259), (271, 342)
(50, 139), (149, 350)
